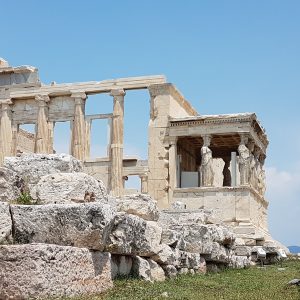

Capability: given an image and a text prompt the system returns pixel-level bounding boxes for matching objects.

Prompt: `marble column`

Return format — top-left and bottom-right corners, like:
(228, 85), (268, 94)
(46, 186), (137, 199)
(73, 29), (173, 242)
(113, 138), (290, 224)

(140, 174), (148, 194)
(238, 134), (250, 185)
(35, 94), (50, 153)
(200, 135), (214, 187)
(168, 137), (178, 201)
(47, 121), (54, 154)
(11, 123), (18, 156)
(85, 119), (91, 160)
(0, 99), (13, 165)
(110, 89), (125, 197)
(71, 92), (86, 161)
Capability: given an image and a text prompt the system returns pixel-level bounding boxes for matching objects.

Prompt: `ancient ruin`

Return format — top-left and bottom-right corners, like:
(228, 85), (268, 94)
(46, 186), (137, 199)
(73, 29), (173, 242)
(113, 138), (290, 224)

(0, 58), (287, 299)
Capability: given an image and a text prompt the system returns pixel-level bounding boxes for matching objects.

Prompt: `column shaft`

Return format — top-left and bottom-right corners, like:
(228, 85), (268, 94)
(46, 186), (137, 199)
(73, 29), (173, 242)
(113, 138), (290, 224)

(110, 89), (125, 197)
(168, 138), (178, 202)
(35, 94), (50, 153)
(140, 175), (148, 194)
(0, 99), (13, 165)
(71, 92), (86, 161)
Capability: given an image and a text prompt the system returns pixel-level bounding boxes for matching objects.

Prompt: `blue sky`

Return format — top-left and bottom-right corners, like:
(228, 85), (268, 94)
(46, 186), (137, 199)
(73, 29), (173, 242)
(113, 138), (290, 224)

(1, 0), (299, 246)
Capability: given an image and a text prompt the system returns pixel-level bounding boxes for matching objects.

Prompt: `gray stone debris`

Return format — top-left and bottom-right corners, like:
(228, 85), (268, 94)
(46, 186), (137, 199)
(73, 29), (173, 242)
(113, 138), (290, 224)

(132, 256), (152, 281)
(111, 193), (159, 221)
(0, 244), (113, 299)
(162, 264), (177, 278)
(0, 167), (20, 202)
(147, 258), (166, 281)
(11, 203), (115, 251)
(105, 212), (162, 257)
(0, 202), (12, 244)
(3, 153), (83, 189)
(35, 172), (108, 204)
(151, 244), (178, 266)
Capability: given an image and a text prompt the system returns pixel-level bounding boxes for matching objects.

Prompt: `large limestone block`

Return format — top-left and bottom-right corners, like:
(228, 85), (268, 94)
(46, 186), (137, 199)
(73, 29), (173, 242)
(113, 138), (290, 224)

(105, 213), (162, 256)
(147, 259), (166, 282)
(0, 202), (12, 244)
(166, 223), (235, 253)
(3, 153), (83, 188)
(229, 255), (251, 269)
(0, 167), (20, 202)
(111, 194), (159, 221)
(11, 203), (115, 250)
(0, 244), (113, 299)
(151, 244), (178, 266)
(35, 172), (107, 204)
(201, 242), (231, 263)
(132, 256), (152, 281)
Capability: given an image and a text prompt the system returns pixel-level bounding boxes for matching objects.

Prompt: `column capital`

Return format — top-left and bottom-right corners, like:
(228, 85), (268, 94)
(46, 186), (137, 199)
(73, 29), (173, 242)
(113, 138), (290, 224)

(239, 133), (250, 145)
(201, 134), (211, 147)
(35, 94), (50, 106)
(0, 99), (13, 106)
(71, 92), (87, 102)
(110, 89), (126, 97)
(169, 136), (178, 146)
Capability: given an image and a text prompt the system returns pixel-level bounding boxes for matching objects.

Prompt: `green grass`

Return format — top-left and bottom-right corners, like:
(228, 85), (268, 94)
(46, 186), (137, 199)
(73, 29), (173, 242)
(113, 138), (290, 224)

(88, 260), (300, 300)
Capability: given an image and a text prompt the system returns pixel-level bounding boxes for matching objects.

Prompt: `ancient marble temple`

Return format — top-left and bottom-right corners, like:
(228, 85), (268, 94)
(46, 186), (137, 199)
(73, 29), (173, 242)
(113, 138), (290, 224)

(0, 58), (272, 246)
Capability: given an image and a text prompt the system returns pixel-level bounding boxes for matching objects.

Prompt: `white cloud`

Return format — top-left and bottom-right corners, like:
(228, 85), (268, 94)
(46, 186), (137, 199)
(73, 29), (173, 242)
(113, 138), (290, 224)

(266, 165), (300, 247)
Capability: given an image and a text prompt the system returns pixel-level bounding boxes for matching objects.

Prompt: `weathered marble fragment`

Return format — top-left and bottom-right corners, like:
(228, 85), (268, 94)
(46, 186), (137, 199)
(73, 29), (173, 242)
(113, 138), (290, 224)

(111, 193), (159, 221)
(0, 167), (20, 202)
(0, 244), (113, 299)
(11, 203), (115, 250)
(105, 213), (162, 256)
(35, 172), (107, 204)
(0, 202), (12, 244)
(3, 153), (82, 188)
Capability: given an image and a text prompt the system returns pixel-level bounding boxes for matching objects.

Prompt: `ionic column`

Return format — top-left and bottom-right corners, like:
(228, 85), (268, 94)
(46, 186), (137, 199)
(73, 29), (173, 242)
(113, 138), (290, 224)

(71, 92), (86, 161)
(140, 174), (148, 194)
(110, 89), (126, 197)
(168, 137), (178, 201)
(11, 123), (18, 156)
(35, 94), (50, 153)
(47, 121), (54, 154)
(238, 134), (250, 185)
(85, 119), (91, 159)
(200, 135), (214, 187)
(0, 99), (13, 165)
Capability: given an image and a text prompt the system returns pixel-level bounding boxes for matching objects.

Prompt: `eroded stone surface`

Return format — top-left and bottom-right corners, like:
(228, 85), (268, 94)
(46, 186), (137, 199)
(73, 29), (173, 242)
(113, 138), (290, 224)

(0, 244), (113, 299)
(111, 194), (159, 221)
(35, 172), (107, 204)
(147, 259), (166, 282)
(11, 203), (115, 250)
(105, 213), (162, 256)
(0, 167), (20, 202)
(132, 256), (152, 281)
(3, 153), (83, 188)
(0, 202), (12, 244)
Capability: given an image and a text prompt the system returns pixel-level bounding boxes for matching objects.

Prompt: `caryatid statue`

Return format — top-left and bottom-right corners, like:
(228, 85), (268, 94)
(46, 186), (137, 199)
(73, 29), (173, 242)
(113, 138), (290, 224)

(238, 135), (250, 185)
(200, 135), (214, 187)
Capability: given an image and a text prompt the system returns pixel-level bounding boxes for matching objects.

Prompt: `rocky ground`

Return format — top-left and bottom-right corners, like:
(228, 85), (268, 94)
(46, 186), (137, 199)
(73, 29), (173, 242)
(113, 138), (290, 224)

(0, 154), (283, 299)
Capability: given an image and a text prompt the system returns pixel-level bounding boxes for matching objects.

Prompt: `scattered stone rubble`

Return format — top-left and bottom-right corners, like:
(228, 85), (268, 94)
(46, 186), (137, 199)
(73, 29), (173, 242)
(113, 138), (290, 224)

(0, 154), (286, 299)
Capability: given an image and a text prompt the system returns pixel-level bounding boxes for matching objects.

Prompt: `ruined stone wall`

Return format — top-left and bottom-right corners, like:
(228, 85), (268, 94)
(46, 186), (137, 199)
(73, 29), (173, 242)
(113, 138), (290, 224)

(147, 84), (198, 209)
(17, 128), (35, 153)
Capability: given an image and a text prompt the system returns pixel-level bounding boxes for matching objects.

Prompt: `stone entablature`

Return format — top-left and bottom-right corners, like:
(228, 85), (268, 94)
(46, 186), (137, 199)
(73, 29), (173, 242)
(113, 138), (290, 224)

(169, 113), (268, 153)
